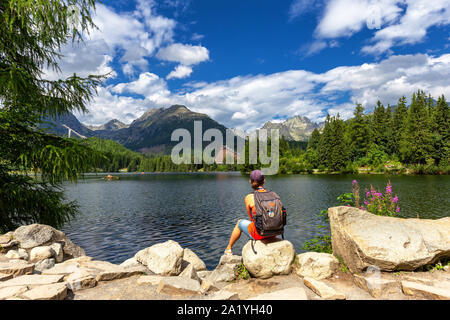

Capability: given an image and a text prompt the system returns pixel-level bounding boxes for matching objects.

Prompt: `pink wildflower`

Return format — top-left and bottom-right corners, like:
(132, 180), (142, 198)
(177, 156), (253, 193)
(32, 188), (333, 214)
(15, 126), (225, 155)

(386, 185), (392, 194)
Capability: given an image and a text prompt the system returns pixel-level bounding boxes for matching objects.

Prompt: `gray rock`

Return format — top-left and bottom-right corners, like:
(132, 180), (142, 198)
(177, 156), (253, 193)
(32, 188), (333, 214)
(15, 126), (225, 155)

(50, 243), (64, 263)
(0, 274), (64, 288)
(0, 241), (19, 251)
(120, 257), (141, 268)
(183, 248), (206, 271)
(303, 276), (346, 300)
(14, 224), (54, 249)
(353, 273), (401, 298)
(42, 260), (83, 276)
(29, 246), (55, 262)
(13, 224), (85, 259)
(0, 285), (29, 300)
(5, 249), (28, 261)
(135, 240), (184, 276)
(120, 258), (151, 274)
(34, 258), (56, 272)
(0, 260), (34, 277)
(295, 252), (339, 280)
(137, 275), (201, 295)
(66, 270), (97, 292)
(402, 280), (450, 300)
(200, 278), (219, 294)
(0, 232), (15, 245)
(242, 239), (295, 279)
(156, 277), (201, 295)
(328, 206), (450, 272)
(22, 282), (67, 300)
(78, 260), (143, 282)
(197, 270), (212, 280)
(178, 263), (201, 283)
(208, 254), (242, 283)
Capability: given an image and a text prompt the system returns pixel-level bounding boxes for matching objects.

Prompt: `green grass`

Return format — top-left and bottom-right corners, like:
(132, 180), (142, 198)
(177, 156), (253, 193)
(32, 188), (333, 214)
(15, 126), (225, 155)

(336, 256), (348, 273)
(415, 258), (449, 272)
(235, 263), (251, 280)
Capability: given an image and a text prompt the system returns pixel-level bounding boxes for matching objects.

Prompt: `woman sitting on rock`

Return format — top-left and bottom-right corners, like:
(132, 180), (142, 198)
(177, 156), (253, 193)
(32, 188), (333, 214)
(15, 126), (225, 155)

(224, 170), (285, 255)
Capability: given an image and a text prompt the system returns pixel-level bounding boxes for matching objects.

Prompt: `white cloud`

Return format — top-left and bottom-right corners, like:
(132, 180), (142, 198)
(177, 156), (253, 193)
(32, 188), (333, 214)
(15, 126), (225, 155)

(156, 43), (210, 65)
(90, 2), (176, 74)
(85, 53), (450, 131)
(316, 0), (401, 38)
(76, 86), (150, 125)
(191, 33), (205, 41)
(42, 40), (116, 80)
(112, 72), (170, 98)
(362, 0), (450, 54)
(166, 65), (193, 79)
(288, 0), (321, 21)
(311, 0), (450, 55)
(43, 1), (180, 80)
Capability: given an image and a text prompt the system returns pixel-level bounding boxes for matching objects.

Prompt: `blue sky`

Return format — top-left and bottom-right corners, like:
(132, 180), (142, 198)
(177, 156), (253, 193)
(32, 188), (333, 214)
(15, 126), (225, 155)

(46, 0), (450, 130)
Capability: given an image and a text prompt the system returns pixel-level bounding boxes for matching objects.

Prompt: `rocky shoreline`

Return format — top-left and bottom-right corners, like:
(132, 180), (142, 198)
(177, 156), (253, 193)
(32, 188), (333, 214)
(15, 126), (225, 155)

(0, 207), (449, 300)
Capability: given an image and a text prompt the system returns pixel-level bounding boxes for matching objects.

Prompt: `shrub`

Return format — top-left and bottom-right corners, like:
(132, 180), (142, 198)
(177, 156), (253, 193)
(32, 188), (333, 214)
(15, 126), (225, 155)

(361, 181), (400, 216)
(235, 263), (251, 280)
(340, 162), (358, 174)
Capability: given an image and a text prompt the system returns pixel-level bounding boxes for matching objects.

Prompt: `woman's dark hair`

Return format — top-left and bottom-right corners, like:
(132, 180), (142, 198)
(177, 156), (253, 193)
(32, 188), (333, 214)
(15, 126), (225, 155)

(251, 179), (264, 190)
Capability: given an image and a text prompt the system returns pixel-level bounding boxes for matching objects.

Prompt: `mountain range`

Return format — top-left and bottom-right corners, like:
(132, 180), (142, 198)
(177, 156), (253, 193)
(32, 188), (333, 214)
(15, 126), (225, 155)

(43, 105), (320, 153)
(262, 116), (321, 141)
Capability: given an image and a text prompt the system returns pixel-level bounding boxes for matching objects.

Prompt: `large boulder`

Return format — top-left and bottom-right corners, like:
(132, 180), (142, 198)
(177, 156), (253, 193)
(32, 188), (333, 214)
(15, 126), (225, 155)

(182, 248), (206, 272)
(134, 240), (184, 276)
(208, 254), (242, 283)
(295, 252), (339, 280)
(242, 239), (295, 279)
(13, 224), (85, 259)
(328, 206), (450, 273)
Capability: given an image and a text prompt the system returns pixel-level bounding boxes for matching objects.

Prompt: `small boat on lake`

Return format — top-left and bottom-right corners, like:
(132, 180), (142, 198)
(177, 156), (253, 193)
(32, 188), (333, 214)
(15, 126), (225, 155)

(105, 174), (119, 181)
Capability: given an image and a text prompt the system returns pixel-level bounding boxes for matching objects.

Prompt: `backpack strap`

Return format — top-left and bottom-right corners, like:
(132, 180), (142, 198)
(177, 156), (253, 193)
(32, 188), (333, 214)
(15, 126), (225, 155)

(251, 239), (257, 255)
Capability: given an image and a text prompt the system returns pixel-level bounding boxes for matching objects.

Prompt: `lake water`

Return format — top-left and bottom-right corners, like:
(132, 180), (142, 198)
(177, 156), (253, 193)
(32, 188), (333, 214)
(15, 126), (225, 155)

(62, 172), (450, 270)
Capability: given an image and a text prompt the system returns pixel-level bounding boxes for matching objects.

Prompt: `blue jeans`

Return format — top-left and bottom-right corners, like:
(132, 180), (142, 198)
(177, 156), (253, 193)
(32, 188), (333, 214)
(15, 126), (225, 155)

(238, 219), (254, 239)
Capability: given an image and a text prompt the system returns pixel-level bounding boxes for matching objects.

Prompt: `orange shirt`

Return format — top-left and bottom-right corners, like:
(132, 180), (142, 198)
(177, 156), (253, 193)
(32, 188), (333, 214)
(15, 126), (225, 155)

(244, 188), (271, 240)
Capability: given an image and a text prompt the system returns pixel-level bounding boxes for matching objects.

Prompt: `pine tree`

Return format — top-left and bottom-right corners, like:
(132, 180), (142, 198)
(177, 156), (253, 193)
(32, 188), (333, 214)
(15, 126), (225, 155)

(400, 91), (433, 164)
(317, 114), (332, 168)
(369, 101), (388, 152)
(391, 96), (408, 156)
(307, 128), (321, 150)
(0, 0), (103, 232)
(385, 104), (394, 154)
(431, 95), (450, 165)
(348, 104), (370, 160)
(329, 115), (348, 171)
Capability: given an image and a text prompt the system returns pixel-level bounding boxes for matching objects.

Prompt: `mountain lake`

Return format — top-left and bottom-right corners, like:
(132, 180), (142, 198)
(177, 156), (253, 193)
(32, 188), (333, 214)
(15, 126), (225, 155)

(61, 172), (450, 269)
